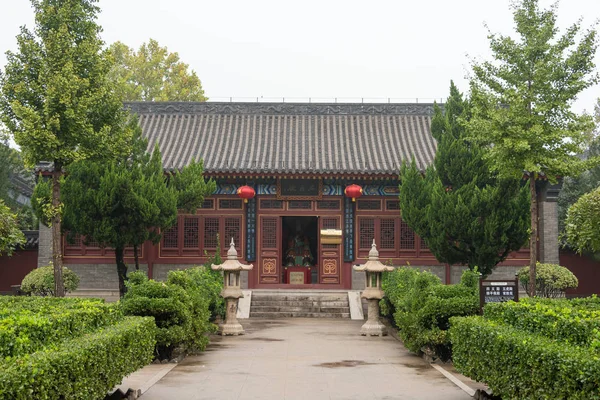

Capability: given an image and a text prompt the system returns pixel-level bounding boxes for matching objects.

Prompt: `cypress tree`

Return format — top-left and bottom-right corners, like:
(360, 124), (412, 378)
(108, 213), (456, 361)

(400, 82), (530, 277)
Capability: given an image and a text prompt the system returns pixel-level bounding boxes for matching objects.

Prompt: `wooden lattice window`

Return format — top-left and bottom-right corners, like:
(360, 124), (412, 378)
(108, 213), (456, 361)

(163, 223), (179, 249)
(183, 217), (199, 248)
(420, 237), (429, 250)
(219, 199), (243, 209)
(386, 200), (400, 211)
(262, 218), (277, 249)
(204, 217), (220, 249)
(260, 199), (283, 209)
(202, 199), (214, 209)
(85, 239), (100, 248)
(400, 220), (415, 250)
(357, 200), (381, 210)
(317, 200), (341, 210)
(224, 217), (241, 248)
(359, 218), (375, 249)
(288, 200), (311, 210)
(380, 218), (396, 249)
(66, 234), (82, 246)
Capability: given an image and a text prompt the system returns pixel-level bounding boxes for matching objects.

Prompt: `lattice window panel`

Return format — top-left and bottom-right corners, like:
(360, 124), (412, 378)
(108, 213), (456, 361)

(386, 200), (400, 211)
(183, 217), (199, 248)
(359, 218), (375, 249)
(288, 200), (311, 209)
(317, 200), (341, 210)
(420, 237), (429, 250)
(224, 217), (241, 249)
(163, 223), (179, 249)
(380, 219), (396, 249)
(322, 218), (339, 249)
(85, 239), (100, 248)
(66, 234), (82, 246)
(202, 199), (214, 209)
(400, 220), (416, 250)
(262, 218), (277, 249)
(219, 199), (243, 209)
(203, 217), (220, 248)
(357, 200), (381, 210)
(260, 199), (283, 209)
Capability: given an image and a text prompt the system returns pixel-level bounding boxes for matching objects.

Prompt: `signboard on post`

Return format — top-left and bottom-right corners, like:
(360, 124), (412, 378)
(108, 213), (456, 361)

(479, 277), (519, 313)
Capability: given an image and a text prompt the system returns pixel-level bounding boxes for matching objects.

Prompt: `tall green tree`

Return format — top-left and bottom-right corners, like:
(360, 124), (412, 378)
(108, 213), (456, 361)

(108, 39), (207, 102)
(0, 199), (25, 256)
(61, 127), (216, 297)
(564, 186), (600, 256)
(467, 0), (599, 295)
(400, 82), (529, 276)
(0, 0), (135, 296)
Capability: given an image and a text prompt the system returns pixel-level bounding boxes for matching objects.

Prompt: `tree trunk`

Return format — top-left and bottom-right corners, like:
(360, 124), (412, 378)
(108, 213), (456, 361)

(133, 244), (140, 270)
(116, 246), (128, 298)
(529, 174), (537, 297)
(52, 167), (65, 297)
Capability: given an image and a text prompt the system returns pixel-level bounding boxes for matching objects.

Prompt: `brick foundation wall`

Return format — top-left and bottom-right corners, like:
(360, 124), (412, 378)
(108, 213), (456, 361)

(68, 264), (148, 290)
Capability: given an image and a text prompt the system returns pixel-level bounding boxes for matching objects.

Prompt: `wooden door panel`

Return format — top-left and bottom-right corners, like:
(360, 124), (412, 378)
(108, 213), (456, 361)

(319, 216), (341, 284)
(259, 216), (280, 284)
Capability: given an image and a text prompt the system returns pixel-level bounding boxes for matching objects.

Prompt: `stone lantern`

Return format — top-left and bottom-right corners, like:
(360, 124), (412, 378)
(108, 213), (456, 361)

(211, 238), (253, 336)
(353, 240), (394, 336)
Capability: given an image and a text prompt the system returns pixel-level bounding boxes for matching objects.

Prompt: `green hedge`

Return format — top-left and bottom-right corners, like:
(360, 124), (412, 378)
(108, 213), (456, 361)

(382, 267), (479, 361)
(484, 299), (600, 349)
(0, 316), (155, 400)
(121, 267), (219, 359)
(0, 299), (122, 359)
(450, 316), (600, 399)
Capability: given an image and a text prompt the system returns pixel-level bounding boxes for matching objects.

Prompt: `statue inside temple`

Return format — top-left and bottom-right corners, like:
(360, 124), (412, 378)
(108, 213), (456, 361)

(285, 231), (313, 266)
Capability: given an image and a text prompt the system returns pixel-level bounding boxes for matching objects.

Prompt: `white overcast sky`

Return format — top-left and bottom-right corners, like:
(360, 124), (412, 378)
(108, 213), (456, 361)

(0, 0), (599, 113)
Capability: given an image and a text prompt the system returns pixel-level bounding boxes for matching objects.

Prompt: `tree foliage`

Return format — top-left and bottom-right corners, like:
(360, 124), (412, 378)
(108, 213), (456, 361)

(61, 127), (216, 297)
(108, 39), (207, 102)
(565, 186), (600, 255)
(466, 0), (599, 295)
(0, 0), (135, 296)
(0, 199), (25, 256)
(400, 82), (530, 277)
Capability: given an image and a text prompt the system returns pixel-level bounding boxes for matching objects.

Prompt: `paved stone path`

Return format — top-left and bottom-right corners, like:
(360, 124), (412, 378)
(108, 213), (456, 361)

(141, 319), (471, 400)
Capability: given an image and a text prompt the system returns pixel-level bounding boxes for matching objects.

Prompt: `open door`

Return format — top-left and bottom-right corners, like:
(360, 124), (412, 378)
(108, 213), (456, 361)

(319, 216), (341, 284)
(259, 216), (280, 284)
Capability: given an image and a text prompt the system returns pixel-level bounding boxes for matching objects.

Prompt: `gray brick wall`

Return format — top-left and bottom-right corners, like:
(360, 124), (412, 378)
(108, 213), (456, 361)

(153, 263), (197, 281)
(68, 263), (148, 290)
(38, 224), (52, 267)
(539, 200), (559, 264)
(352, 264), (445, 289)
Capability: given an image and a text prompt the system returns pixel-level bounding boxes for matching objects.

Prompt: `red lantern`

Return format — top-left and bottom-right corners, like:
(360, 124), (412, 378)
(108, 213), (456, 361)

(344, 184), (363, 202)
(237, 185), (255, 203)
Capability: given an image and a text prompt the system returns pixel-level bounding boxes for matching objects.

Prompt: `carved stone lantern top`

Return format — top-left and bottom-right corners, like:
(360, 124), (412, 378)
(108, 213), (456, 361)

(353, 240), (395, 273)
(211, 238), (254, 272)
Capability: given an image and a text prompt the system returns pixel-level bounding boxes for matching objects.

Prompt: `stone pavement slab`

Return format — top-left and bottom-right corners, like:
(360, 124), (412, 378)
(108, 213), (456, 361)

(141, 319), (471, 400)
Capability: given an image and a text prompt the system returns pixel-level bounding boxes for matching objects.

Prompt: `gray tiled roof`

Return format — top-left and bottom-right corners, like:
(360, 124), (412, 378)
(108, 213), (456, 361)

(127, 102), (438, 176)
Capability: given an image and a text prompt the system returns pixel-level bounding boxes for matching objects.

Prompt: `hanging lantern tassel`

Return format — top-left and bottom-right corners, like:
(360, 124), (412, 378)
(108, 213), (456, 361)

(345, 184), (363, 202)
(237, 185), (256, 203)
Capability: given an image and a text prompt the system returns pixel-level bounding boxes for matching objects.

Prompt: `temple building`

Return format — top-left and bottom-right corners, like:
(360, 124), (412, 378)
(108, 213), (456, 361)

(37, 102), (560, 294)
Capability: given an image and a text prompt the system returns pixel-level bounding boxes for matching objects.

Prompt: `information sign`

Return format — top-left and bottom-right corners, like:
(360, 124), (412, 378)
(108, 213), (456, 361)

(479, 278), (519, 313)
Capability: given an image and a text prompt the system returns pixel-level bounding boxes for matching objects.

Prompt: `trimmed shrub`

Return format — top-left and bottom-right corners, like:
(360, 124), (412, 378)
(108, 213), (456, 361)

(517, 262), (578, 298)
(121, 267), (219, 359)
(484, 299), (600, 349)
(450, 316), (600, 399)
(383, 268), (479, 361)
(0, 316), (155, 400)
(20, 264), (80, 296)
(0, 298), (122, 359)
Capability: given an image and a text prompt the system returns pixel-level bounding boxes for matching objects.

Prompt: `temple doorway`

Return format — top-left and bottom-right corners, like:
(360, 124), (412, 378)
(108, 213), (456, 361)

(282, 216), (318, 284)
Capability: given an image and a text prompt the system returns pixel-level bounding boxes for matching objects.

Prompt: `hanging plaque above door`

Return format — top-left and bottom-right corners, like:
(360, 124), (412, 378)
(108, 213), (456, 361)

(277, 178), (323, 200)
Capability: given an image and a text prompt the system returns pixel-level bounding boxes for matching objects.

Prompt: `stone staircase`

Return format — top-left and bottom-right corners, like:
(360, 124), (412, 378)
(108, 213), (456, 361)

(249, 290), (351, 318)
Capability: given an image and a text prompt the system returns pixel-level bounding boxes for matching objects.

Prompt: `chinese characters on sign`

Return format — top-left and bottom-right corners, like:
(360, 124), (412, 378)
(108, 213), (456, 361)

(278, 179), (322, 199)
(479, 278), (519, 313)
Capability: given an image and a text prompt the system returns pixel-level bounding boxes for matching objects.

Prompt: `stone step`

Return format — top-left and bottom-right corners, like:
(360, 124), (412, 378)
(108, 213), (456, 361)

(251, 300), (349, 307)
(249, 312), (351, 319)
(251, 295), (348, 302)
(251, 306), (350, 313)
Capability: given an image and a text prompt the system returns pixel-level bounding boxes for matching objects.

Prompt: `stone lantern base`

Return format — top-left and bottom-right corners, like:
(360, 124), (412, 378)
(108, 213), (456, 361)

(219, 297), (245, 336)
(360, 298), (387, 337)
